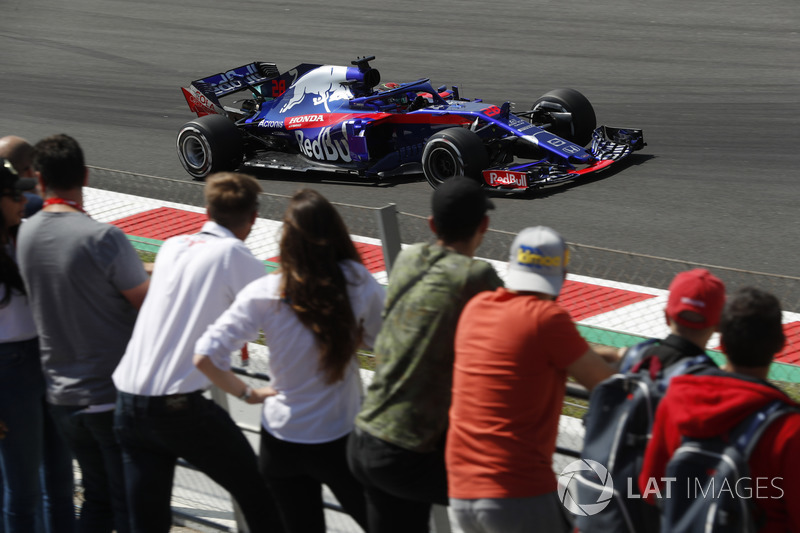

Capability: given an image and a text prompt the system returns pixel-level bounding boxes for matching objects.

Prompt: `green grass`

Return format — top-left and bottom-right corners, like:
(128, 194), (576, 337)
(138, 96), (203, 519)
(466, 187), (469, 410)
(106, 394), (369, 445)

(137, 250), (156, 263)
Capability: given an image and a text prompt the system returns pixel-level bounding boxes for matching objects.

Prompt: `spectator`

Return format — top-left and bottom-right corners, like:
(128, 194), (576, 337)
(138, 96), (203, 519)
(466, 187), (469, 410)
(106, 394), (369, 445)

(621, 268), (725, 369)
(0, 137), (43, 218)
(17, 134), (150, 533)
(640, 287), (800, 531)
(0, 158), (74, 533)
(575, 268), (725, 533)
(445, 225), (620, 533)
(348, 176), (503, 533)
(112, 172), (281, 533)
(195, 189), (385, 533)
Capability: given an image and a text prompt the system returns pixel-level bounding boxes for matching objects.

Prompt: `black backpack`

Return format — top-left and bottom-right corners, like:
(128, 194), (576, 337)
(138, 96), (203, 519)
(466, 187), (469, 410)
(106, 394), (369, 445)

(660, 398), (797, 532)
(574, 339), (714, 533)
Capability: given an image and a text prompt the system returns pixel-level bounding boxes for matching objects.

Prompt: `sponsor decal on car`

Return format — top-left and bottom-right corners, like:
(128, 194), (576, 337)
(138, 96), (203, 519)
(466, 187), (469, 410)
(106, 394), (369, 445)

(484, 170), (527, 188)
(181, 87), (221, 117)
(286, 114), (326, 129)
(508, 116), (536, 132)
(258, 119), (285, 129)
(295, 124), (352, 163)
(208, 64), (271, 97)
(279, 66), (354, 114)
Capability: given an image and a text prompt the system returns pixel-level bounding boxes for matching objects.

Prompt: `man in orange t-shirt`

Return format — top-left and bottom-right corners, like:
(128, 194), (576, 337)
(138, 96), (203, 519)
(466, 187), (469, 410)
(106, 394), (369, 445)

(446, 226), (620, 533)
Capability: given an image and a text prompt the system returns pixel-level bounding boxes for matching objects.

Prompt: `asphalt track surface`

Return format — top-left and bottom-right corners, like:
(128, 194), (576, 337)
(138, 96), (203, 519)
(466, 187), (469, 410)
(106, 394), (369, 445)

(1, 0), (798, 277)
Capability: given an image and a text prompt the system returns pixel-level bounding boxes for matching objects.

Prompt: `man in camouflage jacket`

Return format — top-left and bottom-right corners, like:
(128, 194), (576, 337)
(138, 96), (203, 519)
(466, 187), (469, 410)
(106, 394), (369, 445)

(348, 177), (503, 533)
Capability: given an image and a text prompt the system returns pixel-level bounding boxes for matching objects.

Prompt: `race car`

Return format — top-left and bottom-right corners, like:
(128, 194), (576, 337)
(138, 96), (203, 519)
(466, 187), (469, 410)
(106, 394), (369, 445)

(177, 56), (645, 191)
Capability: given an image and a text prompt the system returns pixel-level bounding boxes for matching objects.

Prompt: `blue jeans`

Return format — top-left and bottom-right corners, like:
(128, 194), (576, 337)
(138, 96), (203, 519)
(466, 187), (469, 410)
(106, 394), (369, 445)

(0, 338), (75, 533)
(114, 391), (281, 533)
(49, 406), (128, 533)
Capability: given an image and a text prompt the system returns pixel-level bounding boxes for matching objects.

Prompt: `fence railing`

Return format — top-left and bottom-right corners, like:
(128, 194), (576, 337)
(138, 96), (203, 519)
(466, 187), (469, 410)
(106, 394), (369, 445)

(85, 167), (800, 531)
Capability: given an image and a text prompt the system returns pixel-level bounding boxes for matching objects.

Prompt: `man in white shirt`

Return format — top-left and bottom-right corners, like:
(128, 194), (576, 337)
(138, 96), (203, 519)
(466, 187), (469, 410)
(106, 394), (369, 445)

(112, 172), (280, 533)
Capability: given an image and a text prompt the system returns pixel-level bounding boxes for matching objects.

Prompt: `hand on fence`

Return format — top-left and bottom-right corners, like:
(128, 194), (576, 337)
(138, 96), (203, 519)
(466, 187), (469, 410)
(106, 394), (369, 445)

(593, 344), (626, 369)
(246, 386), (278, 404)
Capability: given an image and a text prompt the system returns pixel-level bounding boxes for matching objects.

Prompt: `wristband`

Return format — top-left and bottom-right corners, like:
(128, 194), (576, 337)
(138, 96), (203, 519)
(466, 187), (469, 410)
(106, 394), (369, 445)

(238, 385), (253, 401)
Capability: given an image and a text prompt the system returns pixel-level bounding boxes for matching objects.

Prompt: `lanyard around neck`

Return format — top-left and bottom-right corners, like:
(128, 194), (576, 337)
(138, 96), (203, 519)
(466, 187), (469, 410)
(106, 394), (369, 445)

(43, 198), (86, 214)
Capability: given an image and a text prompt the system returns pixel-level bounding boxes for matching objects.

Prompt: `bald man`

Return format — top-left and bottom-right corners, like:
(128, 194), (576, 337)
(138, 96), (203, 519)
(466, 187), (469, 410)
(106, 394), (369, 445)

(0, 136), (43, 217)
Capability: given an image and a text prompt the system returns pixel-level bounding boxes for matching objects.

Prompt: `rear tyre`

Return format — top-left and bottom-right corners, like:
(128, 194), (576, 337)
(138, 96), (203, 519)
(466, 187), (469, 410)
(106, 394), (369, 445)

(177, 114), (243, 180)
(421, 127), (488, 189)
(531, 88), (597, 147)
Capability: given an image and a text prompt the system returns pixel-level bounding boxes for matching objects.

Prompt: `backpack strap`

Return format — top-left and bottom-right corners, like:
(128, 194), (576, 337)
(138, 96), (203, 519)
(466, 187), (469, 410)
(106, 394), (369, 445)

(646, 353), (715, 392)
(732, 400), (799, 457)
(620, 339), (660, 373)
(662, 353), (715, 380)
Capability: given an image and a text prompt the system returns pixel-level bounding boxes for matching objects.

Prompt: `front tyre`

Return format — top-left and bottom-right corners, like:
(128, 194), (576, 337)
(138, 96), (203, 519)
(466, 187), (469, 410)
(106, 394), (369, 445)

(177, 114), (243, 180)
(422, 127), (488, 189)
(532, 88), (597, 147)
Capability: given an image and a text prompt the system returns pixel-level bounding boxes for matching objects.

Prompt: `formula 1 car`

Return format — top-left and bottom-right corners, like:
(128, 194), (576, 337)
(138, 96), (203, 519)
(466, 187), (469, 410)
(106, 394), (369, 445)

(177, 56), (645, 191)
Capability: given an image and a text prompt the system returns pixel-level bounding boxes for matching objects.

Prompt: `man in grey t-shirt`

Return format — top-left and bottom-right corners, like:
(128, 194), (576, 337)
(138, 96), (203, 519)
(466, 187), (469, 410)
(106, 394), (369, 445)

(18, 134), (149, 533)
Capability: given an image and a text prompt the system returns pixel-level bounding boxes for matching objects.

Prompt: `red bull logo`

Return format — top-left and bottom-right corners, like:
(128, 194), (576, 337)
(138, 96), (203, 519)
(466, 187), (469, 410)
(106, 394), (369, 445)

(279, 66), (354, 113)
(295, 124), (352, 163)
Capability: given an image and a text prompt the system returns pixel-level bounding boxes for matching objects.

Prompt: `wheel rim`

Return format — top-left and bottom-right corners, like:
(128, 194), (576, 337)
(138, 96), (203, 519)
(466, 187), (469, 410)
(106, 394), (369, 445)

(180, 135), (208, 170)
(427, 146), (459, 184)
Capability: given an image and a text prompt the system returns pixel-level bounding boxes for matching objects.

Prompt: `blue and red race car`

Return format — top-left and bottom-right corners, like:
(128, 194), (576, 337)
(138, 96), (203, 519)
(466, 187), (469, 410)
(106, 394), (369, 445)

(177, 56), (645, 190)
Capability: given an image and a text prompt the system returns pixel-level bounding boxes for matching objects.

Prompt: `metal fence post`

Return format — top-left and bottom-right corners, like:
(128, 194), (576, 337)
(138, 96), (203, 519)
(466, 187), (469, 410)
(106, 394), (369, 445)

(375, 203), (401, 275)
(209, 386), (250, 533)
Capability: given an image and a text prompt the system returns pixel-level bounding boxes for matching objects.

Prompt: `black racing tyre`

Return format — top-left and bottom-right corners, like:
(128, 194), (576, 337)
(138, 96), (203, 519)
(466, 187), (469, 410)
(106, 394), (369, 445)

(531, 88), (597, 147)
(176, 114), (243, 180)
(421, 127), (488, 189)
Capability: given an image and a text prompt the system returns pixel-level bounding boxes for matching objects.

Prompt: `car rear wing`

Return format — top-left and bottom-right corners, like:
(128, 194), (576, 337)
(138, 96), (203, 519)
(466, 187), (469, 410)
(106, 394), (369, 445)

(181, 62), (280, 117)
(193, 62), (280, 99)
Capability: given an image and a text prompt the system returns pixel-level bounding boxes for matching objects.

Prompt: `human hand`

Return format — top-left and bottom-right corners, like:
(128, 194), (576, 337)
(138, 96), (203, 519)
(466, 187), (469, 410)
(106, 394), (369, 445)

(0, 419), (8, 440)
(246, 386), (278, 404)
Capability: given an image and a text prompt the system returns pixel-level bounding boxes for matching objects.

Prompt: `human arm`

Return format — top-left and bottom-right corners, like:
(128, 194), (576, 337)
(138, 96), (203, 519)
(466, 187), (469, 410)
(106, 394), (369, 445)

(192, 354), (276, 404)
(542, 303), (616, 391)
(121, 278), (149, 310)
(566, 348), (617, 391)
(103, 225), (150, 308)
(592, 344), (626, 369)
(194, 276), (274, 403)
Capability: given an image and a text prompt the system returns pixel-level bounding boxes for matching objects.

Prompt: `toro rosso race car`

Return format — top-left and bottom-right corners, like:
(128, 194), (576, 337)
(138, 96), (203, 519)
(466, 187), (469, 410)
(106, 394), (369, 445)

(177, 56), (645, 191)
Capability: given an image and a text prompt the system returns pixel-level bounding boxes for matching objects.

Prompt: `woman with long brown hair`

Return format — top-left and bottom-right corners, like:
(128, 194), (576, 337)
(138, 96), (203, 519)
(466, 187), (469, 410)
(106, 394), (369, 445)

(195, 188), (385, 533)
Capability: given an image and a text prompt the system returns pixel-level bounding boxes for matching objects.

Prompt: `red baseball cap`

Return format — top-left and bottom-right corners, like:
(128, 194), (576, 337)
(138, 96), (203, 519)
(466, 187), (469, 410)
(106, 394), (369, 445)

(666, 269), (726, 329)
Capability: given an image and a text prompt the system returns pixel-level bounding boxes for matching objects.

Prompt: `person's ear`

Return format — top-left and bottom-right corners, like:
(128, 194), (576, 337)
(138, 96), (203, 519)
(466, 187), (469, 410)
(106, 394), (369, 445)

(478, 215), (489, 235)
(36, 171), (46, 193)
(427, 215), (437, 235)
